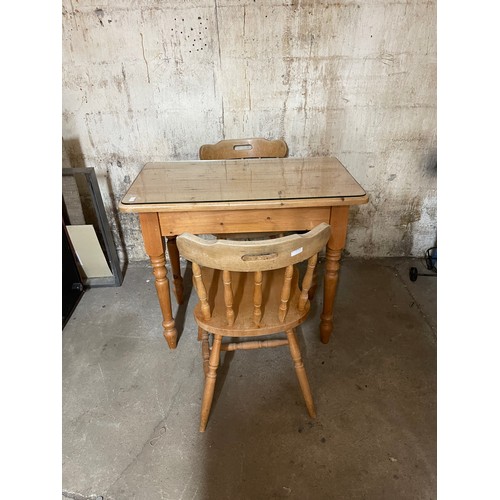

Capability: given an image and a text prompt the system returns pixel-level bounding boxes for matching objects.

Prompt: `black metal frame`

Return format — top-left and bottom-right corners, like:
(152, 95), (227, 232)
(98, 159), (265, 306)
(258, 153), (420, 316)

(62, 167), (123, 287)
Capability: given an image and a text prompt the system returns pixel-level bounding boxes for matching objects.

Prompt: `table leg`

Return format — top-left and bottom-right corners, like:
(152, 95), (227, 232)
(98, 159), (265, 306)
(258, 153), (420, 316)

(167, 236), (184, 305)
(139, 213), (178, 349)
(320, 206), (349, 344)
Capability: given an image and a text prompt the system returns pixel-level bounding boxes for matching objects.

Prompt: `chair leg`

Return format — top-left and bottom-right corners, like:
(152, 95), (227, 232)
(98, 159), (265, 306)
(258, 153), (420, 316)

(286, 329), (316, 418)
(308, 265), (318, 300)
(166, 236), (184, 305)
(200, 334), (222, 432)
(201, 330), (210, 377)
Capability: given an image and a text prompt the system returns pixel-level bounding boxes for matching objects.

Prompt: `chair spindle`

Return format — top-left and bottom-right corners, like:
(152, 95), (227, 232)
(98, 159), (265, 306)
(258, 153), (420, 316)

(222, 270), (235, 326)
(279, 265), (294, 322)
(298, 254), (318, 312)
(253, 271), (263, 325)
(192, 262), (211, 320)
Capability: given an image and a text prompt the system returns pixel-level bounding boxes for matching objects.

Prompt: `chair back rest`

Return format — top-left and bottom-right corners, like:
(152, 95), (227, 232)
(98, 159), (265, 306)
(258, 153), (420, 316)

(177, 223), (330, 324)
(199, 138), (288, 160)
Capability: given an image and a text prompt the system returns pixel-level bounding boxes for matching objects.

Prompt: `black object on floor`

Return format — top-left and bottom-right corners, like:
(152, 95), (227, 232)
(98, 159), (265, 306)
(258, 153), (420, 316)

(63, 222), (84, 329)
(410, 247), (437, 282)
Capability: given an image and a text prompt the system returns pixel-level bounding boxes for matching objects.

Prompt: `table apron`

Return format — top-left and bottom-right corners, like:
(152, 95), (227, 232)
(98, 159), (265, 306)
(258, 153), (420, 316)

(159, 207), (331, 236)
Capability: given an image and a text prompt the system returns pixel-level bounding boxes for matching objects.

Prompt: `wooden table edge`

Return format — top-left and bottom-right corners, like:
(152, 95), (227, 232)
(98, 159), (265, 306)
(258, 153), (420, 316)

(118, 195), (369, 213)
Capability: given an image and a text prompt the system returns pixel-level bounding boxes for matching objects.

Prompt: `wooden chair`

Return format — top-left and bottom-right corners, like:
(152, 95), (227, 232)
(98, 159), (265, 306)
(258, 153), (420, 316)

(177, 222), (331, 432)
(199, 137), (288, 160)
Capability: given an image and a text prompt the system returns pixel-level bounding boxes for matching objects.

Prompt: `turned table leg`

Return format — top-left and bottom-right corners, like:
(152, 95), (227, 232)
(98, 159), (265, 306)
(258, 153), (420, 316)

(139, 213), (178, 349)
(320, 206), (349, 344)
(167, 236), (184, 305)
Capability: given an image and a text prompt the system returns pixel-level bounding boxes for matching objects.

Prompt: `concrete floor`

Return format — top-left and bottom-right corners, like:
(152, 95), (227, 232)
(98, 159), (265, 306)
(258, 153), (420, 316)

(62, 257), (436, 500)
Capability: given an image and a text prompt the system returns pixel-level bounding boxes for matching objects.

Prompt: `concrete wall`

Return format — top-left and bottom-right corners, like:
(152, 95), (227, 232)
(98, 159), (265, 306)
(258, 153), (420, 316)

(62, 0), (436, 262)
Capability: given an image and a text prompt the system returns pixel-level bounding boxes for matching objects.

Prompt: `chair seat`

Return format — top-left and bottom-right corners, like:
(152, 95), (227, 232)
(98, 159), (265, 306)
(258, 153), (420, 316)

(194, 267), (310, 337)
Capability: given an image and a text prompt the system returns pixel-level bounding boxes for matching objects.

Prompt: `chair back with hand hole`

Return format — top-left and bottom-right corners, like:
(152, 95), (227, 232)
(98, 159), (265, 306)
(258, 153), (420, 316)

(199, 137), (288, 160)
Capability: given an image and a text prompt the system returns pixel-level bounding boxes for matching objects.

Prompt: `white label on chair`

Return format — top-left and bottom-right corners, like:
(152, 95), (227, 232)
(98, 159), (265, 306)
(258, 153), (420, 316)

(291, 247), (303, 257)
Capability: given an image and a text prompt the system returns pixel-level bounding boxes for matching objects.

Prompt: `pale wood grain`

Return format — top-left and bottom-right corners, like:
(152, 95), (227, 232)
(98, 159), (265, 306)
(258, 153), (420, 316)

(200, 334), (222, 432)
(222, 270), (235, 326)
(119, 157), (366, 212)
(176, 222), (331, 272)
(199, 137), (288, 160)
(158, 207), (331, 236)
(279, 265), (294, 323)
(253, 271), (263, 325)
(299, 254), (317, 312)
(192, 262), (210, 320)
(138, 213), (177, 348)
(320, 206), (350, 344)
